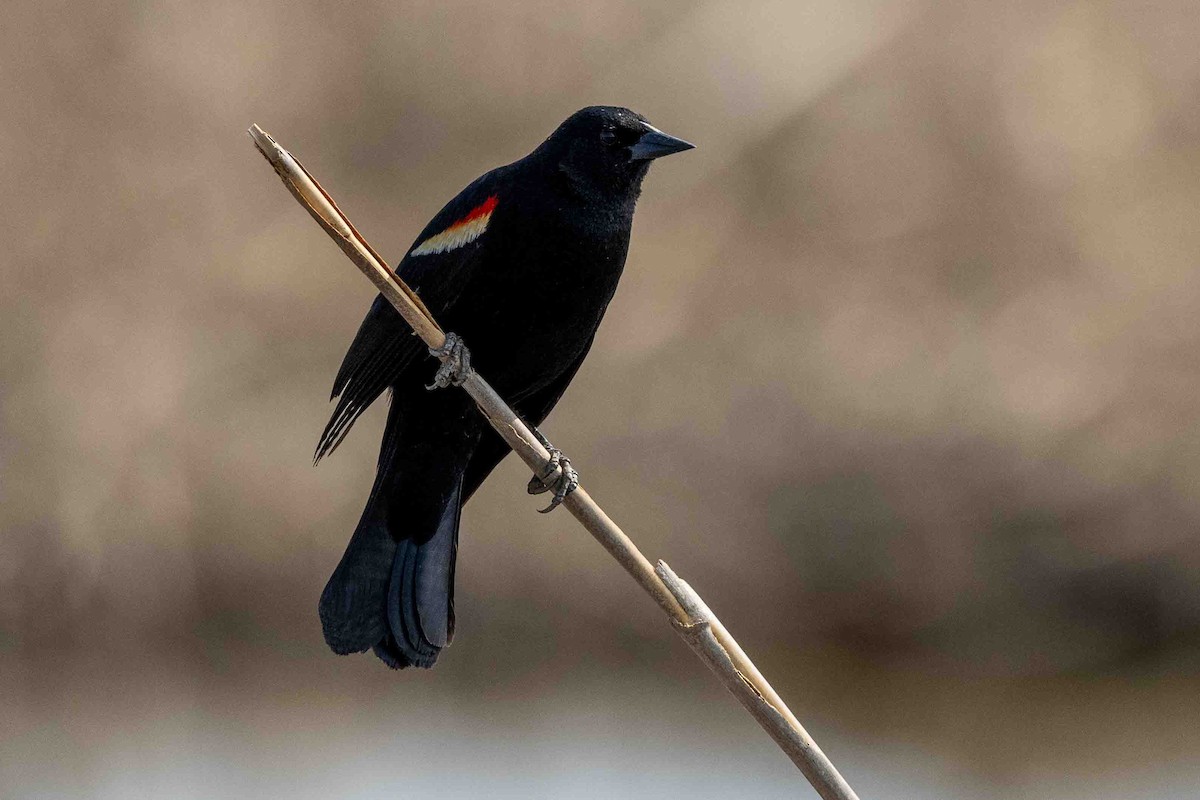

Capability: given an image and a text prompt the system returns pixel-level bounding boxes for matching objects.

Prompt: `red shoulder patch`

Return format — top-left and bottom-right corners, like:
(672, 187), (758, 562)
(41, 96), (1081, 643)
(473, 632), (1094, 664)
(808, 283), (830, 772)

(410, 196), (498, 257)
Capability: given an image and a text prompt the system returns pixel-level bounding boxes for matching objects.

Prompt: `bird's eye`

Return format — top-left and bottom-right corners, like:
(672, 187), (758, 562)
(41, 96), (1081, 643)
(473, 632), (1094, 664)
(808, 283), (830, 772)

(600, 128), (617, 145)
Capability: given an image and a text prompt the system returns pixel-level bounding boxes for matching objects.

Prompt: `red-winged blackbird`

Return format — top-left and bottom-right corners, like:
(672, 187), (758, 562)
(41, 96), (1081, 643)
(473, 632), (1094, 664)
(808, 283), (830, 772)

(316, 106), (693, 669)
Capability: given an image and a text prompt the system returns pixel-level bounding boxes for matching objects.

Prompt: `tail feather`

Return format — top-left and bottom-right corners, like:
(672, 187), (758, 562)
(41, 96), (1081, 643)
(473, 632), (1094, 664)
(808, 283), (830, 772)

(318, 398), (469, 669)
(413, 479), (461, 647)
(372, 632), (412, 669)
(318, 397), (406, 655)
(388, 538), (441, 668)
(384, 477), (461, 668)
(317, 498), (392, 655)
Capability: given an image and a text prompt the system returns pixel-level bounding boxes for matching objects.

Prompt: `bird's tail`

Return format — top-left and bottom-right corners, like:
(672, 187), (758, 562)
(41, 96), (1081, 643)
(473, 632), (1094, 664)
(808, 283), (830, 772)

(318, 400), (463, 669)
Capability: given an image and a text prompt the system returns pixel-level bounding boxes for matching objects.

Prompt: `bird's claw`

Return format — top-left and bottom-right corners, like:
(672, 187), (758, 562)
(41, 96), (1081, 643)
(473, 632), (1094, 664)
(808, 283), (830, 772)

(527, 437), (579, 514)
(426, 332), (472, 390)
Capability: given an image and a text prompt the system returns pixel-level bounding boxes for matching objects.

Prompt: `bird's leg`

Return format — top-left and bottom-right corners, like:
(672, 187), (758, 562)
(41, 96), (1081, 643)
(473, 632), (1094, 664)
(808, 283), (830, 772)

(525, 426), (579, 514)
(426, 332), (473, 390)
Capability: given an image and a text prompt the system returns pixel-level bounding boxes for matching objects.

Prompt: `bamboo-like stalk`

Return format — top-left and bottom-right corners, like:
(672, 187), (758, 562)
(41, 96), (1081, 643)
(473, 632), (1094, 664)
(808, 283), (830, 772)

(248, 124), (860, 800)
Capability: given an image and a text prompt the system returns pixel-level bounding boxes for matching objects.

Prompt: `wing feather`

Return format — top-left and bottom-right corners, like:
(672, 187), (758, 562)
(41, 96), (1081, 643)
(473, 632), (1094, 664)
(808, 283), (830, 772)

(315, 165), (512, 461)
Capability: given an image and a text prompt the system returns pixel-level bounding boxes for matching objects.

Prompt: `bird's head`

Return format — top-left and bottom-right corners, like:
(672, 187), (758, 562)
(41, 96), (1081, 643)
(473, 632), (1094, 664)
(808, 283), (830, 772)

(539, 106), (694, 199)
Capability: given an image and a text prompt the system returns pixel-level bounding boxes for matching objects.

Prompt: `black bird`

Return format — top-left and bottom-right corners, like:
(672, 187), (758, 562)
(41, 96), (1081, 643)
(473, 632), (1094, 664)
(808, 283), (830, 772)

(316, 106), (693, 669)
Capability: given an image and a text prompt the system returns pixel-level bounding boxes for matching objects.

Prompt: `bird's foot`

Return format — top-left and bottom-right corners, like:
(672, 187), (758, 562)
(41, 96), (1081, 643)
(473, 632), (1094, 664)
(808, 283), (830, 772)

(526, 429), (579, 514)
(426, 332), (473, 390)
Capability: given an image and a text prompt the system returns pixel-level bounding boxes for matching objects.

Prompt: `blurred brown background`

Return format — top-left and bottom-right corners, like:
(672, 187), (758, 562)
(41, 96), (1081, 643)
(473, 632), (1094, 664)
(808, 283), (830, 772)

(3, 0), (1199, 797)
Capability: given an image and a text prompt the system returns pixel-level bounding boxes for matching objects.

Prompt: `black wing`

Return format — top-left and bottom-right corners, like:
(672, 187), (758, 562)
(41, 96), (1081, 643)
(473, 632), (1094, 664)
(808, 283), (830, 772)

(314, 294), (417, 462)
(315, 165), (511, 462)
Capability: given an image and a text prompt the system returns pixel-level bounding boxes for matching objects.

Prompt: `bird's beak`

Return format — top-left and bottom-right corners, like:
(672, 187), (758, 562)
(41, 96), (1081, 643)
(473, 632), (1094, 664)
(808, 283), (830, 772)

(629, 124), (695, 161)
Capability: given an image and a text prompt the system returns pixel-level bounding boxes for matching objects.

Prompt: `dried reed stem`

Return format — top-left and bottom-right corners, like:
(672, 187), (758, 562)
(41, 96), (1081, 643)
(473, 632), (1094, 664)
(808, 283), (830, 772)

(248, 124), (860, 800)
